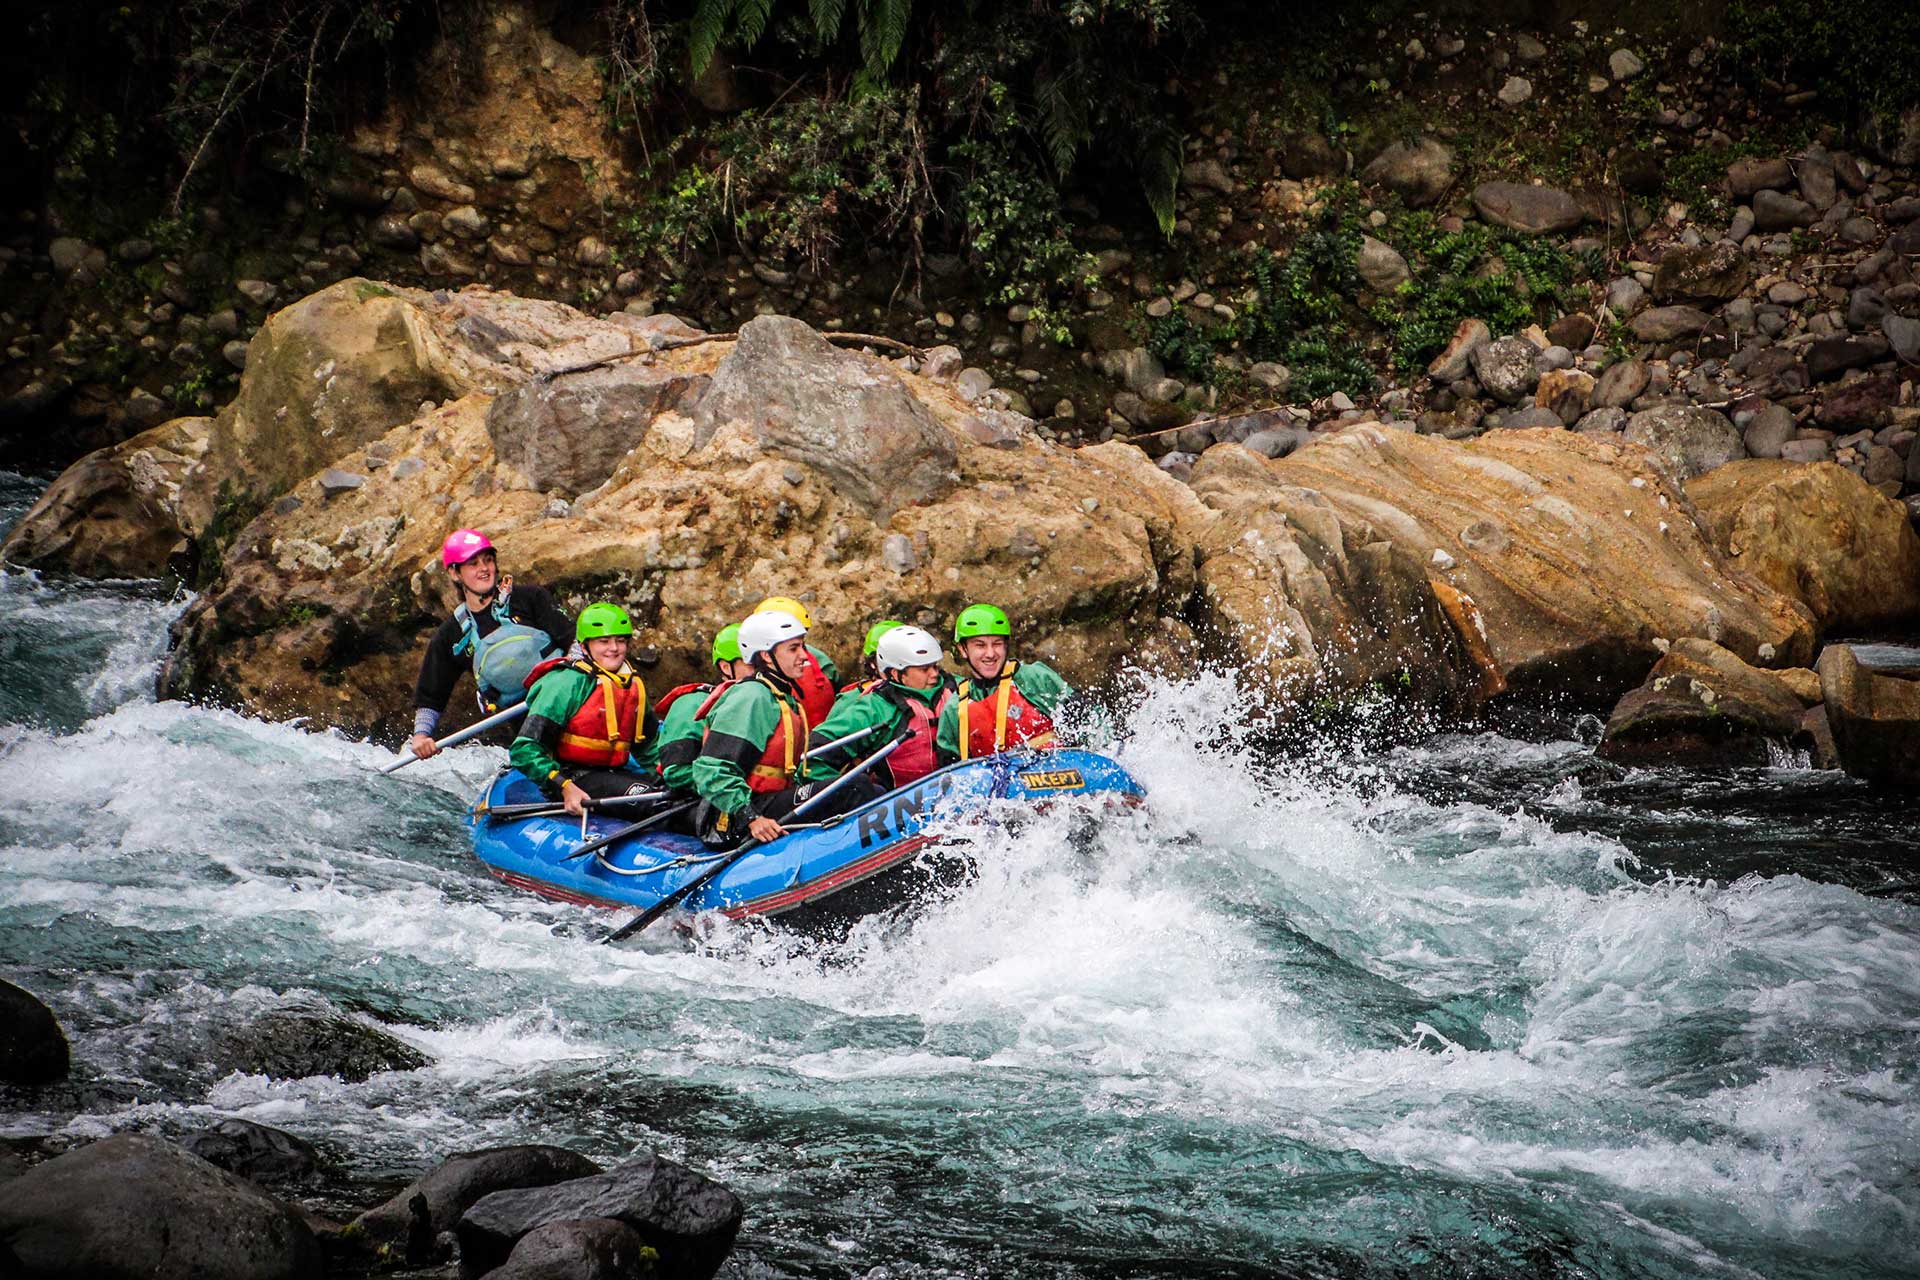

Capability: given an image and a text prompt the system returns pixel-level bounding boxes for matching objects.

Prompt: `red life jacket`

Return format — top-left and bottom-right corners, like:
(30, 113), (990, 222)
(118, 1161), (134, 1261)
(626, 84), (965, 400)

(795, 648), (835, 728)
(699, 675), (809, 793)
(525, 656), (646, 768)
(884, 685), (955, 787)
(653, 682), (710, 721)
(956, 662), (1055, 761)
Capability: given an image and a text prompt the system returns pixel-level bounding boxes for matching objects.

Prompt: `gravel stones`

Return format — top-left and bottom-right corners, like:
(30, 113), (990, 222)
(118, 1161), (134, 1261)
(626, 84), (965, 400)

(1623, 404), (1745, 479)
(1752, 188), (1817, 231)
(1653, 242), (1750, 304)
(1742, 402), (1796, 457)
(1629, 306), (1712, 342)
(1427, 318), (1491, 381)
(1356, 236), (1411, 292)
(1728, 157), (1793, 197)
(1470, 335), (1541, 403)
(1471, 181), (1585, 234)
(1359, 136), (1456, 207)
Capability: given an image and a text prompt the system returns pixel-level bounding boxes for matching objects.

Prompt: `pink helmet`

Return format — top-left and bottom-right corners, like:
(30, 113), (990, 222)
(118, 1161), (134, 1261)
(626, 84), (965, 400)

(440, 528), (495, 568)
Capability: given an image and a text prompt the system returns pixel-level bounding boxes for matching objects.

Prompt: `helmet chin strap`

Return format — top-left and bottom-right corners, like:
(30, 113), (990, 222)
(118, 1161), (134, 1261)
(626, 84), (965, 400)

(754, 652), (799, 693)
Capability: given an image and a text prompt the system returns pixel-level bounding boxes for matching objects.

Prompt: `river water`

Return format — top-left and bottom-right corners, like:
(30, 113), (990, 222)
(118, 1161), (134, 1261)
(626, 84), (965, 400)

(2, 468), (1917, 1279)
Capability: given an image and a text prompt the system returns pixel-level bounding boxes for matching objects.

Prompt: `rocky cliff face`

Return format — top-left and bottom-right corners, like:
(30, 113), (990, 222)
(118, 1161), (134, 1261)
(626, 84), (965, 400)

(14, 277), (1907, 741)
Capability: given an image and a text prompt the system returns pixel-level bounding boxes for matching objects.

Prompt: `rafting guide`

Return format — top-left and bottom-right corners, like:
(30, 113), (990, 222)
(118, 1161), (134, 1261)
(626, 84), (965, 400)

(407, 529), (571, 761)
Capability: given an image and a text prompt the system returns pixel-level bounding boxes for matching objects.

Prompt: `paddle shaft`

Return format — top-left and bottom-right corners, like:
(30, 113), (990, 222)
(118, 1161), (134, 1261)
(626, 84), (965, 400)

(602, 734), (907, 943)
(381, 703), (528, 774)
(562, 799), (698, 861)
(482, 791), (671, 822)
(560, 726), (881, 860)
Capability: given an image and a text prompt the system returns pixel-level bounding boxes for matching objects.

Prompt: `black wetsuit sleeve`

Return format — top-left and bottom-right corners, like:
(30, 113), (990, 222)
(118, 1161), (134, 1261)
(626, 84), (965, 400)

(412, 615), (468, 715)
(700, 730), (762, 773)
(512, 585), (573, 653)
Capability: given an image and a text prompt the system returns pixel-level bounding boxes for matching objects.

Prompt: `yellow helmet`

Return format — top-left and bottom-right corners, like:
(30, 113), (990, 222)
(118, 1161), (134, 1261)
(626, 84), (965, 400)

(754, 596), (814, 630)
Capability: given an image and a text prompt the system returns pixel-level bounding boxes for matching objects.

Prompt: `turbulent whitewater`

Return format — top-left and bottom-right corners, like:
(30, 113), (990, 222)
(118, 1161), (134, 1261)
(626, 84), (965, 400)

(2, 469), (1917, 1279)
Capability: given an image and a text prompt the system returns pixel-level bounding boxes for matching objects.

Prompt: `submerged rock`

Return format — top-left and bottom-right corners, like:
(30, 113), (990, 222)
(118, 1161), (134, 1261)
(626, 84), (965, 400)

(0, 979), (69, 1086)
(457, 1151), (743, 1280)
(349, 1144), (604, 1260)
(488, 1216), (655, 1279)
(0, 1133), (323, 1280)
(177, 1119), (320, 1184)
(213, 1003), (428, 1083)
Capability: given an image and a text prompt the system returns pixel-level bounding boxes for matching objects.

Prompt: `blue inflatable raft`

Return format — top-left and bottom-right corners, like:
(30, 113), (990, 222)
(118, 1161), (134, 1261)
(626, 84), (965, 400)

(468, 750), (1145, 927)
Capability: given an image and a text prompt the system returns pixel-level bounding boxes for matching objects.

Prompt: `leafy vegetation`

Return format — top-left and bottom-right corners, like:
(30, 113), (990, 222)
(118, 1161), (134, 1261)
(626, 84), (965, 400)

(1727, 0), (1920, 118)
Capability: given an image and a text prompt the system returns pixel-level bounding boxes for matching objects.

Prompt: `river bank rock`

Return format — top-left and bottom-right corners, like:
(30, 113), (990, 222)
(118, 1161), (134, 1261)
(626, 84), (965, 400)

(487, 1217), (655, 1279)
(1186, 426), (1815, 707)
(1817, 644), (1920, 785)
(348, 1144), (604, 1263)
(0, 979), (69, 1086)
(456, 1151), (742, 1280)
(177, 1119), (321, 1184)
(0, 1133), (323, 1280)
(1687, 461), (1920, 633)
(1598, 639), (1815, 767)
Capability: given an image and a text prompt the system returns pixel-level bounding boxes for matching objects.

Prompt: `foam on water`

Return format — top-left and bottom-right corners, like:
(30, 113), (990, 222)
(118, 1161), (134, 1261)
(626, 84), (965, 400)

(3, 486), (1918, 1276)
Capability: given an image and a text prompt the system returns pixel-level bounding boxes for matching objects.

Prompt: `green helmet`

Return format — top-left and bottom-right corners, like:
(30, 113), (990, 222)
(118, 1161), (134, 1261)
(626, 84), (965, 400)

(862, 620), (903, 658)
(576, 602), (633, 642)
(954, 603), (1011, 643)
(711, 623), (743, 666)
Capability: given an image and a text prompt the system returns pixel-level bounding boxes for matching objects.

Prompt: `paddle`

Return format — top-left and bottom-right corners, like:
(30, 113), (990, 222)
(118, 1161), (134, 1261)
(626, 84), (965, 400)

(563, 726), (880, 864)
(601, 732), (907, 944)
(478, 791), (672, 822)
(562, 799), (698, 861)
(380, 704), (528, 774)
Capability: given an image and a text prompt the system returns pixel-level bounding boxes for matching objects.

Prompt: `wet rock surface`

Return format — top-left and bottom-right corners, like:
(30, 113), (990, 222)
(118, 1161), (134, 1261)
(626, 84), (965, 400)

(0, 979), (69, 1087)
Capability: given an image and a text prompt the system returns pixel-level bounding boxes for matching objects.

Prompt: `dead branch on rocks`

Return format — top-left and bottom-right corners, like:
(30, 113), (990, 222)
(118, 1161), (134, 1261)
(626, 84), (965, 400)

(539, 331), (926, 382)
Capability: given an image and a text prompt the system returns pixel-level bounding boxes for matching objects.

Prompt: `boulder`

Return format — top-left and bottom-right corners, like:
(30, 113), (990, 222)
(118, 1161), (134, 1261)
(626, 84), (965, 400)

(488, 1217), (654, 1280)
(0, 979), (69, 1086)
(1470, 336), (1541, 403)
(1471, 182), (1585, 234)
(1687, 460), (1920, 633)
(1187, 426), (1813, 708)
(1591, 359), (1650, 409)
(1623, 405), (1745, 479)
(1356, 237), (1411, 292)
(456, 1151), (743, 1280)
(1653, 243), (1751, 305)
(694, 316), (959, 519)
(1806, 337), (1888, 381)
(1534, 369), (1595, 424)
(177, 1120), (319, 1184)
(212, 1003), (428, 1083)
(350, 1145), (604, 1258)
(1359, 137), (1456, 207)
(1817, 645), (1920, 785)
(488, 361), (710, 495)
(1741, 403), (1796, 458)
(1494, 406), (1566, 430)
(1629, 306), (1712, 342)
(1752, 188), (1816, 231)
(1728, 157), (1793, 197)
(1598, 638), (1813, 767)
(0, 1134), (322, 1280)
(1, 417), (212, 578)
(1426, 319), (1491, 382)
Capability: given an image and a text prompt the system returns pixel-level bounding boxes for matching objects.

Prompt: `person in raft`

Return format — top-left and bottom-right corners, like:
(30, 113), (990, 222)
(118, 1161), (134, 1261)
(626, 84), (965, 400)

(935, 603), (1074, 761)
(843, 620), (903, 692)
(810, 626), (958, 790)
(509, 603), (661, 815)
(690, 609), (880, 848)
(751, 596), (838, 728)
(652, 623), (752, 796)
(409, 529), (570, 760)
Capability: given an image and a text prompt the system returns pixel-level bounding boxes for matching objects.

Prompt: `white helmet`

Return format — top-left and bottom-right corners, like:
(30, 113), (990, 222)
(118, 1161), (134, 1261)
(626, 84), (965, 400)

(737, 609), (807, 663)
(876, 625), (944, 675)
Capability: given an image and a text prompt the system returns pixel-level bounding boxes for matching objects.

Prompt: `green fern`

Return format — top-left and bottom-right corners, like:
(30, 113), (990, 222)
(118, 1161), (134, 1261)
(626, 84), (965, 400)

(734, 0), (776, 47)
(1139, 125), (1181, 238)
(688, 0), (734, 77)
(857, 0), (911, 82)
(1033, 71), (1087, 176)
(808, 0), (848, 42)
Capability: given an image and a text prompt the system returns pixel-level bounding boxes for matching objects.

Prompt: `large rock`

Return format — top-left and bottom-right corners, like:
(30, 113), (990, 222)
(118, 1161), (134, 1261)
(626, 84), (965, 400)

(1817, 645), (1920, 785)
(488, 362), (710, 496)
(350, 1145), (603, 1260)
(1728, 157), (1794, 196)
(1426, 318), (1490, 382)
(1752, 188), (1816, 231)
(457, 1151), (743, 1280)
(1628, 306), (1712, 342)
(177, 1120), (319, 1184)
(1187, 426), (1813, 708)
(1653, 243), (1751, 305)
(1471, 182), (1585, 234)
(136, 285), (1203, 737)
(488, 1217), (654, 1280)
(0, 979), (69, 1086)
(212, 1002), (429, 1083)
(1598, 638), (1813, 767)
(1, 417), (212, 578)
(1687, 460), (1920, 633)
(0, 1134), (323, 1280)
(1470, 336), (1541, 403)
(1623, 405), (1745, 480)
(1356, 236), (1410, 292)
(1360, 137), (1455, 207)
